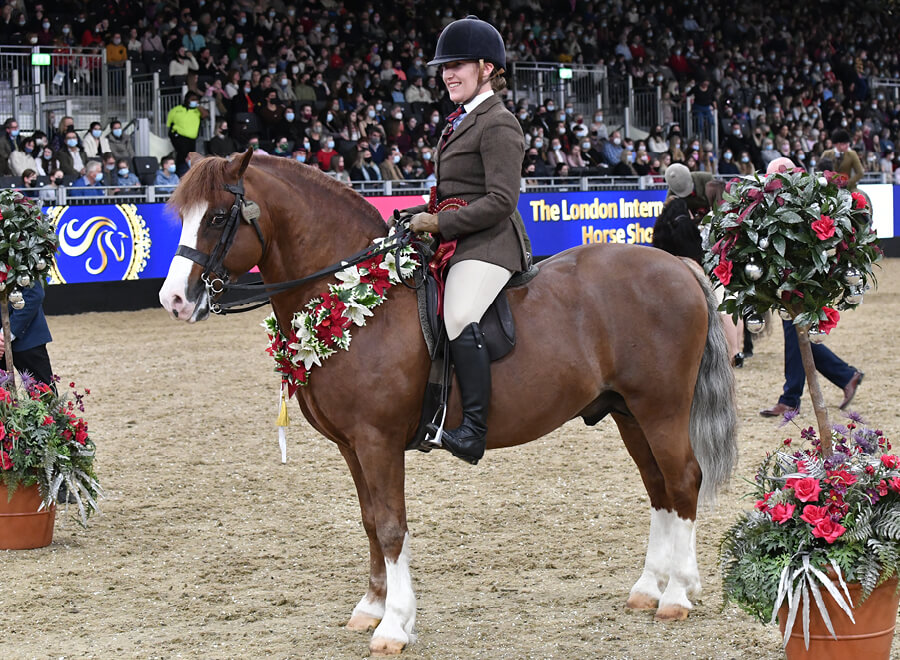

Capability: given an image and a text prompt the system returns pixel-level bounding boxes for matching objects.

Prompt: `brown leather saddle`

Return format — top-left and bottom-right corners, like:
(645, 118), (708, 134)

(406, 263), (539, 452)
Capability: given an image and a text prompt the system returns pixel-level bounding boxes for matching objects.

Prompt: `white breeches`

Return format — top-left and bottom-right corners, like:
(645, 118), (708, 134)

(443, 259), (512, 340)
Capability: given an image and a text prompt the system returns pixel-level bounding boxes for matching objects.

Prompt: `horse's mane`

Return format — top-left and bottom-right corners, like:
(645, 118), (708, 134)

(168, 153), (386, 233)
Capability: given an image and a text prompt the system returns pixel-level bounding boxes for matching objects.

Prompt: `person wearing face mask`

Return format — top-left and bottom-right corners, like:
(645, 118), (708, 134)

(168, 46), (199, 83)
(0, 117), (20, 175)
(820, 129), (864, 191)
(114, 158), (140, 194)
(82, 122), (111, 159)
(718, 149), (739, 175)
(367, 129), (387, 164)
(315, 134), (338, 171)
(167, 92), (208, 175)
(105, 32), (127, 68)
(54, 128), (88, 177)
(68, 160), (105, 198)
(601, 130), (624, 166)
(19, 168), (39, 197)
(9, 136), (42, 177)
(154, 156), (180, 195)
(106, 120), (134, 164)
(207, 120), (239, 157)
(258, 90), (285, 140)
(349, 148), (382, 182)
(404, 16), (532, 465)
(379, 145), (404, 180)
(39, 168), (64, 202)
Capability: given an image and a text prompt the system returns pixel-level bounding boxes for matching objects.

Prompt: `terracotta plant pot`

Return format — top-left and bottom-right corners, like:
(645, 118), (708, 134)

(778, 576), (900, 659)
(0, 483), (56, 550)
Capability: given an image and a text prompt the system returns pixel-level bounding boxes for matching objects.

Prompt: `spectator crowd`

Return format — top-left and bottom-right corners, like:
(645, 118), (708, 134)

(1, 0), (899, 197)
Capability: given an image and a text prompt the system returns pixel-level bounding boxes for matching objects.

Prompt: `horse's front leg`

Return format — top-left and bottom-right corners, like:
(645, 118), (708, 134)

(353, 440), (416, 656)
(339, 445), (387, 632)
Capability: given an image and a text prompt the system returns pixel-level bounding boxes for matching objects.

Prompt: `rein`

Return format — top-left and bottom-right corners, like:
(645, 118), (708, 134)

(176, 179), (425, 314)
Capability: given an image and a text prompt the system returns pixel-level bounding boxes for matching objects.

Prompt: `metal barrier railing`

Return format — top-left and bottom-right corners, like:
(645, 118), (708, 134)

(6, 171), (893, 205)
(511, 62), (606, 120)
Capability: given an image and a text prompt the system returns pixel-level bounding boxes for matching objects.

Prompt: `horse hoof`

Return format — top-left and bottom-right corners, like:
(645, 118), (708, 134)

(370, 637), (406, 656)
(347, 613), (381, 632)
(625, 593), (659, 610)
(655, 604), (691, 621)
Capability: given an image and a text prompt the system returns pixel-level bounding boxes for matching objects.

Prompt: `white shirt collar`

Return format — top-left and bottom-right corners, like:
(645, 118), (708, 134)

(464, 90), (494, 115)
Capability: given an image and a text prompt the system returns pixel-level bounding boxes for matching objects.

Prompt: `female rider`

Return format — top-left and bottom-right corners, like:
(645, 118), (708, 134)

(407, 16), (530, 465)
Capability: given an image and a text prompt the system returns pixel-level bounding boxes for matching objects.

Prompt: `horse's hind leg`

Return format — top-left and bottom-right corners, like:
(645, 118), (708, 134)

(612, 412), (702, 620)
(339, 445), (386, 632)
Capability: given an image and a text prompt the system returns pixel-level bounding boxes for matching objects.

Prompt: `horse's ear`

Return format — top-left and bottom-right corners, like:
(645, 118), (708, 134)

(225, 150), (254, 181)
(188, 151), (204, 164)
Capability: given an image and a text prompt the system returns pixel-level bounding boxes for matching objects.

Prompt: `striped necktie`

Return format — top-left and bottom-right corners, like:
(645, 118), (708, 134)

(440, 106), (466, 149)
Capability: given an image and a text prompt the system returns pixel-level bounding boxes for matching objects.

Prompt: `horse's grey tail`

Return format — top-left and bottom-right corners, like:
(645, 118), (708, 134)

(683, 260), (738, 507)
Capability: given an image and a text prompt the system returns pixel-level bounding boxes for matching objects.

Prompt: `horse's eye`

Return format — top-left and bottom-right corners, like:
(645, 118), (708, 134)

(208, 212), (227, 227)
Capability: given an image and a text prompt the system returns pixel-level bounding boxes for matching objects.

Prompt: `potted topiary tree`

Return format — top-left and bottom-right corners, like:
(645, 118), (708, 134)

(0, 190), (100, 548)
(703, 165), (894, 658)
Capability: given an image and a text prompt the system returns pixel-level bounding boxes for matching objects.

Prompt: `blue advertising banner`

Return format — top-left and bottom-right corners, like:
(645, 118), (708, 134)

(518, 190), (667, 256)
(44, 203), (179, 284)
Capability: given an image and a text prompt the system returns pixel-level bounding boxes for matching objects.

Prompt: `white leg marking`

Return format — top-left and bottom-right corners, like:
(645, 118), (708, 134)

(351, 592), (386, 621)
(159, 202), (207, 320)
(630, 507), (673, 602)
(658, 514), (701, 610)
(372, 533), (416, 646)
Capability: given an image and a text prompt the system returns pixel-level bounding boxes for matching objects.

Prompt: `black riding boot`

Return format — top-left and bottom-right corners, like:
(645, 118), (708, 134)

(428, 322), (491, 465)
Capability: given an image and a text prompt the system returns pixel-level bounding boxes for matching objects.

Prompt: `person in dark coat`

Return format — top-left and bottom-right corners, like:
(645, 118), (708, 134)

(0, 282), (53, 386)
(405, 17), (530, 465)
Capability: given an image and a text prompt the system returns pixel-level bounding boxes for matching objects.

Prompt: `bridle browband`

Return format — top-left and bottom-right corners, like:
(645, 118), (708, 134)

(175, 178), (422, 314)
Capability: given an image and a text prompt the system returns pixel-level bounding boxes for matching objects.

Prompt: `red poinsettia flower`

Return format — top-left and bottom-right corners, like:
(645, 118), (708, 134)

(786, 476), (822, 502)
(713, 257), (733, 285)
(0, 449), (11, 470)
(881, 455), (900, 469)
(850, 191), (868, 210)
(811, 214), (836, 240)
(359, 257), (393, 297)
(819, 306), (840, 334)
(889, 477), (900, 493)
(769, 502), (796, 524)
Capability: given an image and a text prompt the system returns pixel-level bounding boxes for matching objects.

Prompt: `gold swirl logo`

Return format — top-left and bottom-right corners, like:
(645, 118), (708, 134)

(58, 216), (129, 274)
(46, 204), (151, 284)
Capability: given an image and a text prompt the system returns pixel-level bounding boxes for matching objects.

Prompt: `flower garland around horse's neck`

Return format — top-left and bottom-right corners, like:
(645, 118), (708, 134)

(263, 227), (419, 396)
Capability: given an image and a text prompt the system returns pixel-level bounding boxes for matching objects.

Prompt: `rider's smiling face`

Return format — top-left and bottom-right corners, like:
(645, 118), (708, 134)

(442, 60), (494, 104)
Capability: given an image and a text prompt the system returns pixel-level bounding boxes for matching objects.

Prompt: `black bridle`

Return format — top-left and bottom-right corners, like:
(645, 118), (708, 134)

(175, 179), (424, 315)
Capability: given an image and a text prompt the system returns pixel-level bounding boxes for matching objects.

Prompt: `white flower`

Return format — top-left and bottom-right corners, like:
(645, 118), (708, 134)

(334, 264), (362, 288)
(343, 298), (374, 326)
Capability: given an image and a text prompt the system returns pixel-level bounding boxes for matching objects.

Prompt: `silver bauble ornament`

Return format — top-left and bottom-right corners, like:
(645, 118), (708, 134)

(843, 267), (862, 286)
(844, 286), (864, 305)
(778, 307), (793, 321)
(808, 327), (827, 344)
(758, 237), (770, 250)
(745, 313), (766, 334)
(8, 289), (24, 308)
(0, 280), (5, 292)
(744, 262), (764, 281)
(35, 257), (47, 271)
(16, 274), (30, 288)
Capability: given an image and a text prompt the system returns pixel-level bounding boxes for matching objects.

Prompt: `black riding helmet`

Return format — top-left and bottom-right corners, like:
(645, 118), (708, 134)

(832, 128), (851, 144)
(428, 15), (506, 70)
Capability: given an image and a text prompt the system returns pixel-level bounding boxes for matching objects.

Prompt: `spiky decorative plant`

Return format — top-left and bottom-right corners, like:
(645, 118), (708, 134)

(0, 372), (100, 526)
(721, 415), (900, 648)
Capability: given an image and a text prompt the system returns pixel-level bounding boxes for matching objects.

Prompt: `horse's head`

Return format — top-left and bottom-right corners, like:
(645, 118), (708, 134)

(159, 150), (267, 322)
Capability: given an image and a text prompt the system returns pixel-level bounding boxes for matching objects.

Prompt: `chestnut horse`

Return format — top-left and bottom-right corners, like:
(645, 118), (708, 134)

(159, 151), (737, 656)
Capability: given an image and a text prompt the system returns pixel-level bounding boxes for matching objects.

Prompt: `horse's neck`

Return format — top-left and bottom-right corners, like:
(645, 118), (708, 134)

(257, 172), (386, 322)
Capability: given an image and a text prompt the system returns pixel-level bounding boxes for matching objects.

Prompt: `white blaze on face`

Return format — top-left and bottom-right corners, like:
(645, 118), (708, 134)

(159, 202), (207, 321)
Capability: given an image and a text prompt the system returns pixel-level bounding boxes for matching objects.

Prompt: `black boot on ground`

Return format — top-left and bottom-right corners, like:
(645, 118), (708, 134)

(426, 322), (491, 465)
